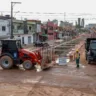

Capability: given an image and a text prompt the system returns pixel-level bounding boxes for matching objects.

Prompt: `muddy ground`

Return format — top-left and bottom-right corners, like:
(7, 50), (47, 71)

(0, 43), (96, 96)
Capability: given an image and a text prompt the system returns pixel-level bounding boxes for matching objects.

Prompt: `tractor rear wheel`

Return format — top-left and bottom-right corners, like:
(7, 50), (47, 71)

(0, 56), (13, 69)
(23, 60), (33, 70)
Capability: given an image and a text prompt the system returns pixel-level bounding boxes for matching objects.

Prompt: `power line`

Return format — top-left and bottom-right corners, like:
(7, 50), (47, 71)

(1, 11), (96, 23)
(1, 11), (96, 16)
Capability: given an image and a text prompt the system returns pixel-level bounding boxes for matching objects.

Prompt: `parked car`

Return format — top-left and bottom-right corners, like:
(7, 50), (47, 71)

(33, 41), (49, 47)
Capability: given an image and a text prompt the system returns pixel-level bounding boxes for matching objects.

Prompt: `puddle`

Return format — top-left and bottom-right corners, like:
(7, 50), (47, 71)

(56, 57), (70, 65)
(22, 76), (42, 84)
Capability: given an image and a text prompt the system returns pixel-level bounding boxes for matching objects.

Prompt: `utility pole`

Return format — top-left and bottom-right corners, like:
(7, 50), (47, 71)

(64, 12), (66, 22)
(63, 12), (66, 28)
(10, 2), (21, 39)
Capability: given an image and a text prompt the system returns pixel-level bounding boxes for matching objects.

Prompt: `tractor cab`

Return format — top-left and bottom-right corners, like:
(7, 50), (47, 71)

(0, 39), (24, 69)
(1, 39), (22, 54)
(0, 39), (22, 64)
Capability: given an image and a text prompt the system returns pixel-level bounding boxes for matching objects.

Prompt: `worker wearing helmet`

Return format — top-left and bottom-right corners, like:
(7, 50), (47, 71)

(75, 50), (80, 68)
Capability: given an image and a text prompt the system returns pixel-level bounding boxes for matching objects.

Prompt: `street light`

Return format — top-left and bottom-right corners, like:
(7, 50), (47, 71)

(10, 2), (21, 39)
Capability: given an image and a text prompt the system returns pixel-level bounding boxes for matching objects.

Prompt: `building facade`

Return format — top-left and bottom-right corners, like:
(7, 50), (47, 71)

(0, 16), (38, 45)
(41, 21), (59, 41)
(0, 19), (10, 38)
(27, 20), (41, 43)
(12, 19), (34, 45)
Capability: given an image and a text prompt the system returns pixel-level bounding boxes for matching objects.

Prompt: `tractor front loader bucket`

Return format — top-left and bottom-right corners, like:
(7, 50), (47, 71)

(40, 47), (56, 70)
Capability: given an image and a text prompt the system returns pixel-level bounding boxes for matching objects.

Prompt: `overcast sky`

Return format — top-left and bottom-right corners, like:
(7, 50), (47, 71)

(0, 0), (96, 25)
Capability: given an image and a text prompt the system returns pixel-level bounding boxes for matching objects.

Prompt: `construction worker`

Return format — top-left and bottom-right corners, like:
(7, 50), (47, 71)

(75, 50), (80, 68)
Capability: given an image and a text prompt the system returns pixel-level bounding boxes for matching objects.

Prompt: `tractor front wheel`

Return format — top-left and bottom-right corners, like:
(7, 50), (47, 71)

(0, 56), (13, 69)
(23, 60), (33, 70)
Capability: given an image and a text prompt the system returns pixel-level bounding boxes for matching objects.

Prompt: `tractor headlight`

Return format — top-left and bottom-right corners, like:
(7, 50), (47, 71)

(88, 51), (90, 55)
(88, 50), (91, 55)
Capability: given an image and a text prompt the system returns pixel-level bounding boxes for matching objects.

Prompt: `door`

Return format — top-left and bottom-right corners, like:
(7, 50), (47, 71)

(28, 36), (31, 44)
(22, 37), (24, 44)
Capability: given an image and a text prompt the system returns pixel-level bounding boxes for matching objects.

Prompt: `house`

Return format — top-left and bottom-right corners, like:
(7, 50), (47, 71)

(60, 21), (73, 28)
(11, 19), (33, 45)
(14, 19), (42, 44)
(40, 24), (48, 42)
(36, 20), (41, 42)
(41, 21), (59, 41)
(0, 15), (35, 45)
(27, 20), (37, 42)
(53, 23), (59, 39)
(26, 20), (41, 43)
(0, 19), (10, 39)
(85, 24), (96, 29)
(58, 21), (77, 39)
(58, 27), (63, 39)
(0, 15), (13, 39)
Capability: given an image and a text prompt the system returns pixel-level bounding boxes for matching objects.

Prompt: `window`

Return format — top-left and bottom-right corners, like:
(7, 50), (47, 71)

(17, 26), (20, 29)
(45, 29), (47, 34)
(49, 26), (53, 30)
(2, 26), (6, 31)
(90, 42), (96, 49)
(17, 24), (23, 30)
(22, 37), (24, 44)
(17, 25), (22, 30)
(32, 24), (36, 32)
(29, 26), (31, 30)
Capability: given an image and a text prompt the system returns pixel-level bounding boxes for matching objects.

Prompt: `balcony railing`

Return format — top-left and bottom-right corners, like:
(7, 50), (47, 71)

(13, 29), (24, 34)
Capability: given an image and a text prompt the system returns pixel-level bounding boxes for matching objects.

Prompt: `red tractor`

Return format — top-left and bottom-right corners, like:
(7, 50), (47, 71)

(0, 39), (43, 70)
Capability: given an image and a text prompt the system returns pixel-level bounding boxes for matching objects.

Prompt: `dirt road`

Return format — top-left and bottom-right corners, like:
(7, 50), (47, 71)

(0, 37), (96, 96)
(0, 55), (96, 96)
